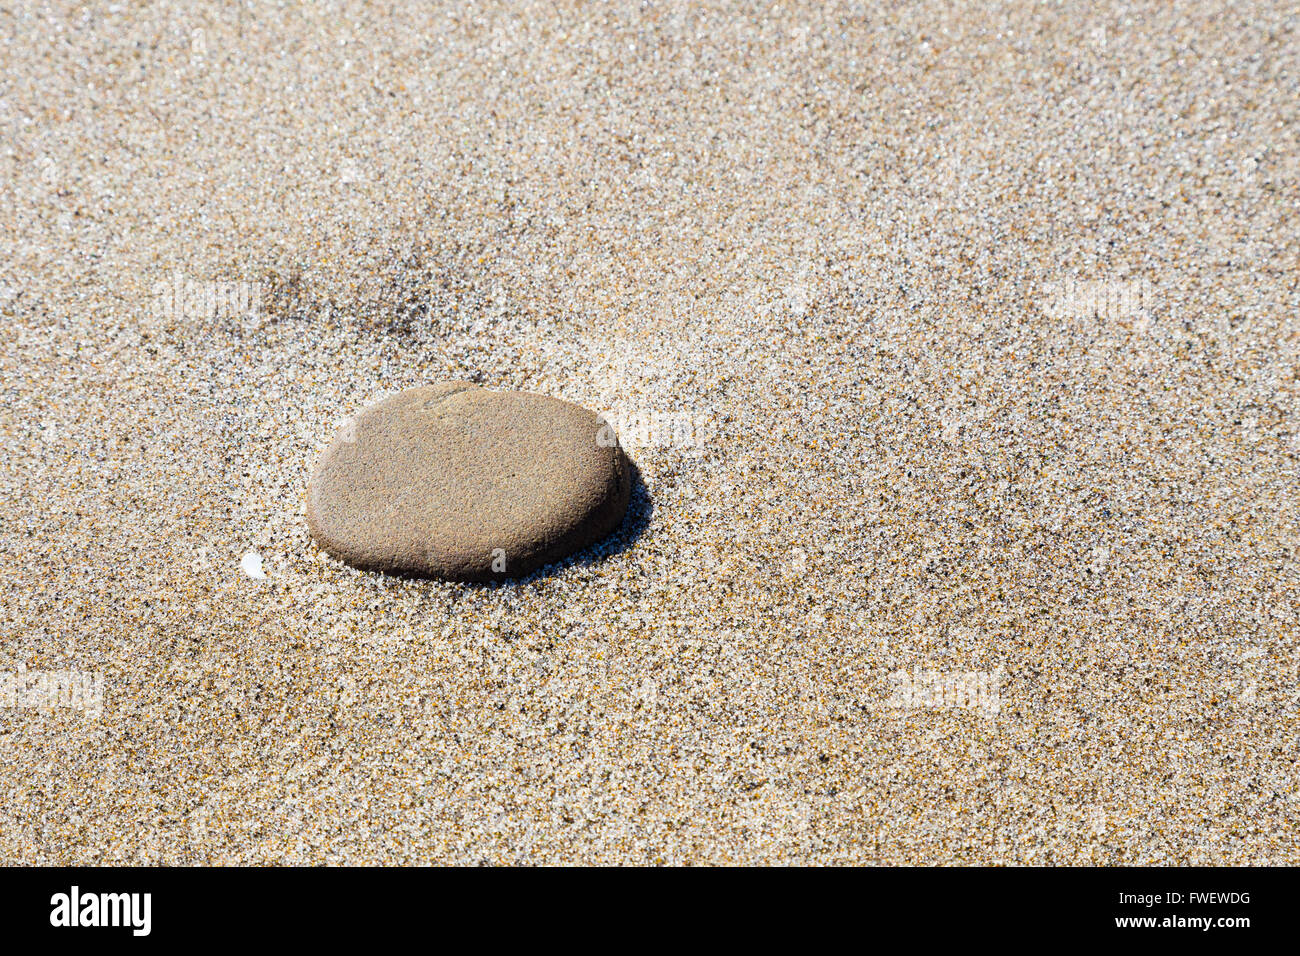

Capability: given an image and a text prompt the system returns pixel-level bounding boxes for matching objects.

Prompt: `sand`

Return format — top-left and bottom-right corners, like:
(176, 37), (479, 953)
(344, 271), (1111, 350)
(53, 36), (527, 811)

(0, 0), (1296, 864)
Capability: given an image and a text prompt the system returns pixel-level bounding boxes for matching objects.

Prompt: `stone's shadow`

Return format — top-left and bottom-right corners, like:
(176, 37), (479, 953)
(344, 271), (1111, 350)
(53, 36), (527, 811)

(481, 458), (653, 588)
(568, 458), (654, 568)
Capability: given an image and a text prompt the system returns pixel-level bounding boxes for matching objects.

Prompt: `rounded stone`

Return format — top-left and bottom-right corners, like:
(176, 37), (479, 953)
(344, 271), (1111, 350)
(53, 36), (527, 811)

(307, 383), (632, 581)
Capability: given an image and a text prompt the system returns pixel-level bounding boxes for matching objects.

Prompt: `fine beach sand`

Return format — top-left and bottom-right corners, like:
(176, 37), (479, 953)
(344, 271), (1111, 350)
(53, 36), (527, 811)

(1, 1), (1297, 864)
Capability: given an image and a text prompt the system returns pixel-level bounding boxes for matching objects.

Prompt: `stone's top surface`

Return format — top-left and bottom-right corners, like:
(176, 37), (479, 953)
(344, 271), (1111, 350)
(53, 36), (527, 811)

(307, 383), (631, 580)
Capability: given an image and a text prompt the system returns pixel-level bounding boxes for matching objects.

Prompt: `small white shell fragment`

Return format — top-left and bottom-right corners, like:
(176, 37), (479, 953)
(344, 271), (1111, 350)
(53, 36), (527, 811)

(240, 551), (266, 579)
